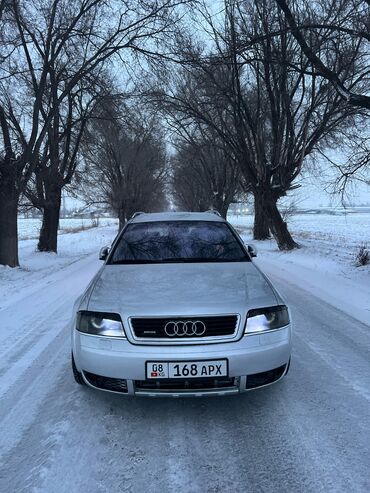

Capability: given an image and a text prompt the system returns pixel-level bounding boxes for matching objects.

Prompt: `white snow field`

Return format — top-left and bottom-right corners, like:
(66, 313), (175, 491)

(17, 216), (117, 240)
(228, 212), (370, 326)
(0, 216), (369, 492)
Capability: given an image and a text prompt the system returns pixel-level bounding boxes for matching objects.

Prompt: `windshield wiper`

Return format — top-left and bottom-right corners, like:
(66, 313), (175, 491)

(159, 257), (247, 263)
(110, 256), (248, 265)
(109, 259), (158, 265)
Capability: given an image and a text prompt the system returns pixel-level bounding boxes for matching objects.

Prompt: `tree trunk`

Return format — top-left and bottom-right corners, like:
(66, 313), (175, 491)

(267, 196), (299, 250)
(253, 190), (270, 240)
(0, 176), (19, 267)
(214, 197), (229, 219)
(219, 203), (229, 219)
(118, 207), (126, 231)
(38, 185), (62, 252)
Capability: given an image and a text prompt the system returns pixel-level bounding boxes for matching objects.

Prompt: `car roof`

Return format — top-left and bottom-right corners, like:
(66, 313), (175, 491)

(129, 211), (225, 224)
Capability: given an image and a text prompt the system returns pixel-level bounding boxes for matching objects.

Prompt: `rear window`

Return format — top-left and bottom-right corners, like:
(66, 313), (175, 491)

(109, 221), (249, 264)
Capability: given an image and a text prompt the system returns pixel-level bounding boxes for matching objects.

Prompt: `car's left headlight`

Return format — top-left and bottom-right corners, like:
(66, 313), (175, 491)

(77, 311), (126, 338)
(245, 305), (289, 334)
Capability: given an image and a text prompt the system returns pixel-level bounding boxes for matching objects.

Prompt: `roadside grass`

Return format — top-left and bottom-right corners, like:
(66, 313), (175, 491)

(19, 218), (104, 240)
(59, 220), (99, 235)
(355, 244), (370, 266)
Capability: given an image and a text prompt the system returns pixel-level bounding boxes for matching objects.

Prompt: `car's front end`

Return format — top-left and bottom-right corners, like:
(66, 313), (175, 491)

(71, 212), (292, 397)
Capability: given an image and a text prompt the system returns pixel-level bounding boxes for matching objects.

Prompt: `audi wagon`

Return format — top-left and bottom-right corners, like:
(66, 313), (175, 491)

(71, 211), (292, 396)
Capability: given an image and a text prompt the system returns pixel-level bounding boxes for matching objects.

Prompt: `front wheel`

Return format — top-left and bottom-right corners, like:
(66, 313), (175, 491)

(72, 353), (85, 385)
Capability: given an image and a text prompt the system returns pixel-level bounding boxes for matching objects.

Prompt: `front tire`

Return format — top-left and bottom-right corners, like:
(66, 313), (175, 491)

(72, 353), (85, 385)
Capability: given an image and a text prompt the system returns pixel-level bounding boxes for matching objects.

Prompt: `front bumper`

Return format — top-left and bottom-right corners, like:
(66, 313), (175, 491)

(72, 325), (291, 396)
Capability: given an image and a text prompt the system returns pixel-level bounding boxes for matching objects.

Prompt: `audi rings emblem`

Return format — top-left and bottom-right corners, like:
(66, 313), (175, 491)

(164, 320), (206, 337)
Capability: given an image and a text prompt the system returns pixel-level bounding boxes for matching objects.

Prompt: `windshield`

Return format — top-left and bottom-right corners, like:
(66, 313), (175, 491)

(109, 221), (249, 264)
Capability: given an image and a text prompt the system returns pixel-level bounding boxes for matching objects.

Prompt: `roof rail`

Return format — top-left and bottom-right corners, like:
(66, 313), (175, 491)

(205, 210), (222, 217)
(130, 211), (145, 220)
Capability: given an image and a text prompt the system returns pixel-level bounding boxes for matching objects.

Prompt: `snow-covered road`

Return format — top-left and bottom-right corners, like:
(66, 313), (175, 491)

(0, 250), (369, 493)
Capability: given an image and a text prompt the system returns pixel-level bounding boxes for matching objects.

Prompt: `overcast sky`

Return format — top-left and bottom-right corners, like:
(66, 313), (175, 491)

(292, 178), (369, 208)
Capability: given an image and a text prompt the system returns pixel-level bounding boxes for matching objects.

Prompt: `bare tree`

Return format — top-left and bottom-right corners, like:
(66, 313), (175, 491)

(158, 0), (363, 249)
(0, 0), (186, 266)
(274, 0), (370, 192)
(171, 129), (241, 217)
(275, 0), (370, 109)
(81, 99), (168, 230)
(23, 76), (105, 251)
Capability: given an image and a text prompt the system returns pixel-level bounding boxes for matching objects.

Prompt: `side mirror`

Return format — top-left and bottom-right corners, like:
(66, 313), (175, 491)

(99, 246), (110, 261)
(247, 244), (257, 258)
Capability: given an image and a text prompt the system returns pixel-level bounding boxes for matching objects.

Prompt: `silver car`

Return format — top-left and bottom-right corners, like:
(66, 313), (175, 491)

(71, 211), (292, 397)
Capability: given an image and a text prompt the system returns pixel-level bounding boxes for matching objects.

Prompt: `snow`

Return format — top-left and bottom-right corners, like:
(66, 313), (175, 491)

(17, 217), (117, 240)
(2, 213), (369, 324)
(230, 212), (370, 254)
(0, 216), (369, 492)
(0, 222), (119, 311)
(228, 213), (370, 326)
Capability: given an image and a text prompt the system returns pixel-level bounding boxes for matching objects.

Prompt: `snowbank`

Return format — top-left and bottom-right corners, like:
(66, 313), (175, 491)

(1, 214), (369, 326)
(17, 217), (117, 240)
(0, 222), (119, 311)
(228, 214), (370, 326)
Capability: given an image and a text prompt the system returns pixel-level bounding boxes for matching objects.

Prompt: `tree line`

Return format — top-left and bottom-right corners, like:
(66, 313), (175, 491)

(0, 0), (184, 266)
(0, 0), (369, 267)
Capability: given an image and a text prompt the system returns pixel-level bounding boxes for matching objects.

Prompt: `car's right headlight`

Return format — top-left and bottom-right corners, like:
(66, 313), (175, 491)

(76, 311), (126, 338)
(245, 305), (290, 334)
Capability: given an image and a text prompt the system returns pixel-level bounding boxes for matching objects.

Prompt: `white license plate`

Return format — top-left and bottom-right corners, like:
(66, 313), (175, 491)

(146, 360), (228, 379)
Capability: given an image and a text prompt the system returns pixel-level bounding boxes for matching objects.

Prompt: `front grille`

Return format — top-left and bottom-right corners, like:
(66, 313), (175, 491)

(135, 377), (237, 392)
(246, 365), (286, 389)
(131, 315), (238, 339)
(84, 371), (128, 393)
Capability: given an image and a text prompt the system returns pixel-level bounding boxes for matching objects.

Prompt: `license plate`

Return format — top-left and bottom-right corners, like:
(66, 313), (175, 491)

(146, 360), (228, 379)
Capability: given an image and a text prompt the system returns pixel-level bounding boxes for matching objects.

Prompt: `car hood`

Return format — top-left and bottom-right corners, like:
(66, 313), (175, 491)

(86, 262), (278, 317)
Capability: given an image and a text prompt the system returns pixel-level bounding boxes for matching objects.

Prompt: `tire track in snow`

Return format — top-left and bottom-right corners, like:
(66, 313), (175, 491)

(0, 251), (369, 492)
(0, 255), (100, 398)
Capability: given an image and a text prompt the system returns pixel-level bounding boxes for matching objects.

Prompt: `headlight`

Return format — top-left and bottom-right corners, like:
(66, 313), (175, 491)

(245, 305), (289, 334)
(77, 311), (126, 337)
